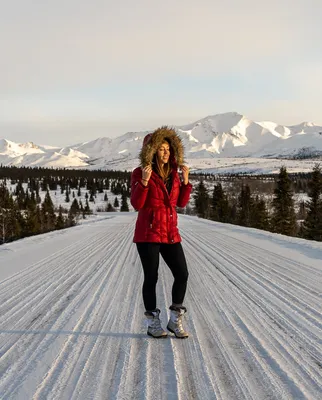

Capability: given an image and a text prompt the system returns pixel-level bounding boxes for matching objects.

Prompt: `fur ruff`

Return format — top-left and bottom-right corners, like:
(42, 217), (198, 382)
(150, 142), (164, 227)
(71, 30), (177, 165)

(139, 126), (185, 168)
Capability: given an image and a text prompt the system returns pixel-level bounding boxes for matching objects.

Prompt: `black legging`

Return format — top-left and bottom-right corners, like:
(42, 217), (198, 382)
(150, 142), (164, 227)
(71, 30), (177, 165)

(136, 242), (189, 311)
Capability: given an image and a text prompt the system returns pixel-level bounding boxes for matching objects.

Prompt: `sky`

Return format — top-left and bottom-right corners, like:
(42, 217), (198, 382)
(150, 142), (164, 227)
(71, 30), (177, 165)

(1, 0), (322, 146)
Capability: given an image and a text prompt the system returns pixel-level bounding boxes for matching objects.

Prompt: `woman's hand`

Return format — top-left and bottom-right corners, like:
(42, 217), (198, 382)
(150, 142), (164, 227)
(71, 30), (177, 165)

(180, 165), (189, 185)
(141, 165), (152, 185)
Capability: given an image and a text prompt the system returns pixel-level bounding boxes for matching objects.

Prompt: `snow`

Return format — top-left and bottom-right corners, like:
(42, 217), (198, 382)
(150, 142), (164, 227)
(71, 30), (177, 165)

(1, 112), (322, 171)
(0, 214), (321, 399)
(0, 139), (45, 158)
(187, 157), (320, 175)
(4, 181), (130, 215)
(58, 148), (89, 160)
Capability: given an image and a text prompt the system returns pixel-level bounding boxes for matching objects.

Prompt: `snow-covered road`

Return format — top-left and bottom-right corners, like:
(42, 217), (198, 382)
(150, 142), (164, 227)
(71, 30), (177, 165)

(0, 213), (321, 399)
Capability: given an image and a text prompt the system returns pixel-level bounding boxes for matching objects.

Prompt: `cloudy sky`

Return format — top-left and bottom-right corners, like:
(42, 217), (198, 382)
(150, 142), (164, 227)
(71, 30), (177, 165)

(1, 0), (322, 146)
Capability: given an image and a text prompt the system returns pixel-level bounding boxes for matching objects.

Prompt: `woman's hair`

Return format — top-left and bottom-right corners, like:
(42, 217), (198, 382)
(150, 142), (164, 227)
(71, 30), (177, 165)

(153, 139), (172, 182)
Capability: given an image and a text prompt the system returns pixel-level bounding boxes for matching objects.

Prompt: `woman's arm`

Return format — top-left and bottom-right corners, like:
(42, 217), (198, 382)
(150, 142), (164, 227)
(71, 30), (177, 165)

(130, 167), (149, 210)
(177, 181), (192, 208)
(177, 165), (192, 208)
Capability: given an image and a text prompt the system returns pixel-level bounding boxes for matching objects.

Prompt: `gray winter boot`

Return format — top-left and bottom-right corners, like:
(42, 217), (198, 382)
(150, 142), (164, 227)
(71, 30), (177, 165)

(145, 309), (168, 338)
(167, 306), (189, 338)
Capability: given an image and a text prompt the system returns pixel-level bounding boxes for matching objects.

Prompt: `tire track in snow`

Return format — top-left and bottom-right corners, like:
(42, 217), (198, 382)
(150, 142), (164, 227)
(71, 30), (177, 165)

(183, 237), (307, 399)
(160, 262), (217, 400)
(183, 239), (276, 399)
(183, 226), (322, 370)
(181, 220), (322, 399)
(185, 227), (322, 340)
(0, 219), (135, 398)
(0, 229), (113, 332)
(0, 226), (122, 363)
(0, 214), (321, 399)
(32, 224), (135, 399)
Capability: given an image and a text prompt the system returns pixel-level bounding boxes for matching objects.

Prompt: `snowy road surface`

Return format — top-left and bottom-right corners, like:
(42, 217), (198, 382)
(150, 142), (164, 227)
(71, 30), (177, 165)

(0, 213), (321, 399)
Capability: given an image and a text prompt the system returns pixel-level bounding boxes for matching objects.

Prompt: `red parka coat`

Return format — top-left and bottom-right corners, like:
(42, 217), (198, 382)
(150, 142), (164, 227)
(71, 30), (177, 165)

(131, 127), (192, 243)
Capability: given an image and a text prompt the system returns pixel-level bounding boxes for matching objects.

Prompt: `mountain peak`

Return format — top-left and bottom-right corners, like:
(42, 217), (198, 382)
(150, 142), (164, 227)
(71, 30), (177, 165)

(1, 112), (322, 169)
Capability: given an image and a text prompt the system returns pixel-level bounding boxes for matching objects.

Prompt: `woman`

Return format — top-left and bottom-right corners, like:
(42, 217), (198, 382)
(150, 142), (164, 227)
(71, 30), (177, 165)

(130, 126), (192, 339)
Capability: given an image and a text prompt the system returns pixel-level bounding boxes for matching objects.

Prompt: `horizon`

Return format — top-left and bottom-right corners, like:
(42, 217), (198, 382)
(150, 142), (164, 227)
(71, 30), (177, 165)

(1, 0), (322, 147)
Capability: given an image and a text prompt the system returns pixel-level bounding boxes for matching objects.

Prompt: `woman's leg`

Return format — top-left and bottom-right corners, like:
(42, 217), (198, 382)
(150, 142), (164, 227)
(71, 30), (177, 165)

(160, 242), (189, 306)
(136, 242), (161, 311)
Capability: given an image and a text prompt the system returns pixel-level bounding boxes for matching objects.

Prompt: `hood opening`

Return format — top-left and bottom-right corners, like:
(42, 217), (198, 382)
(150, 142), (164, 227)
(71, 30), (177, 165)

(139, 126), (185, 168)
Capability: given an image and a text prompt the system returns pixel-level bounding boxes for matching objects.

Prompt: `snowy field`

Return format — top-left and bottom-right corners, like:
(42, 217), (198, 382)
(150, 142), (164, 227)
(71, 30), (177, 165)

(0, 213), (321, 399)
(187, 157), (321, 175)
(4, 181), (135, 214)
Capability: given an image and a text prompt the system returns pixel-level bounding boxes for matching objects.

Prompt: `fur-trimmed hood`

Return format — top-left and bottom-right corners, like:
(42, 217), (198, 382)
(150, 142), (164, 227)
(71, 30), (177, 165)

(139, 126), (185, 168)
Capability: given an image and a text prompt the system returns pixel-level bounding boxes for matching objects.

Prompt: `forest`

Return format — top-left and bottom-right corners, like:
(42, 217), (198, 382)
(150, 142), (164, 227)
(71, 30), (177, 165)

(1, 164), (322, 244)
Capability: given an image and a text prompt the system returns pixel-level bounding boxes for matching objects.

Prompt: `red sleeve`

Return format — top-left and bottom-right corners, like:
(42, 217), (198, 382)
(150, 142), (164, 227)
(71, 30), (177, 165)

(177, 182), (192, 208)
(130, 167), (149, 210)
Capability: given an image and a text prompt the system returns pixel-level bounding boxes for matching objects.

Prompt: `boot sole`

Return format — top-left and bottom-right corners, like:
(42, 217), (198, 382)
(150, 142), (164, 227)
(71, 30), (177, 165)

(147, 331), (168, 338)
(167, 326), (189, 339)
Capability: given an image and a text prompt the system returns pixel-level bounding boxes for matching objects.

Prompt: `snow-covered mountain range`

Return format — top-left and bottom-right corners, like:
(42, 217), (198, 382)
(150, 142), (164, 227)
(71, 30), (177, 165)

(1, 112), (322, 173)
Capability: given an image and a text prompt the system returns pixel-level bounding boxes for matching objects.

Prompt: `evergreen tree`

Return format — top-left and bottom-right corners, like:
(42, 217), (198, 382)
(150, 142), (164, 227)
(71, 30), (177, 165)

(43, 190), (54, 211)
(302, 164), (322, 241)
(271, 166), (297, 236)
(30, 191), (37, 210)
(65, 188), (70, 203)
(251, 196), (269, 230)
(107, 203), (116, 212)
(1, 205), (23, 243)
(36, 188), (41, 204)
(11, 206), (23, 241)
(98, 181), (104, 193)
(114, 197), (119, 208)
(41, 180), (48, 192)
(120, 193), (129, 212)
(68, 198), (80, 222)
(104, 192), (108, 202)
(111, 181), (116, 194)
(211, 183), (229, 222)
(24, 191), (40, 236)
(67, 204), (77, 227)
(41, 190), (56, 232)
(15, 182), (26, 209)
(0, 207), (9, 244)
(25, 206), (42, 236)
(67, 211), (76, 227)
(237, 184), (253, 227)
(297, 200), (307, 221)
(24, 189), (31, 210)
(193, 180), (210, 218)
(84, 199), (91, 214)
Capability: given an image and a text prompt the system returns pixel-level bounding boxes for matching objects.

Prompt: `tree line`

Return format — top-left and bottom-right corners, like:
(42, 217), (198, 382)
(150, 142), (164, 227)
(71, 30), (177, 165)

(0, 167), (131, 244)
(1, 164), (322, 244)
(191, 165), (322, 241)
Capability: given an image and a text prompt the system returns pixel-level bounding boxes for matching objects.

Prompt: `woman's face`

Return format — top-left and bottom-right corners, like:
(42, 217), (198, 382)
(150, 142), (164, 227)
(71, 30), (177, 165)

(156, 141), (170, 165)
